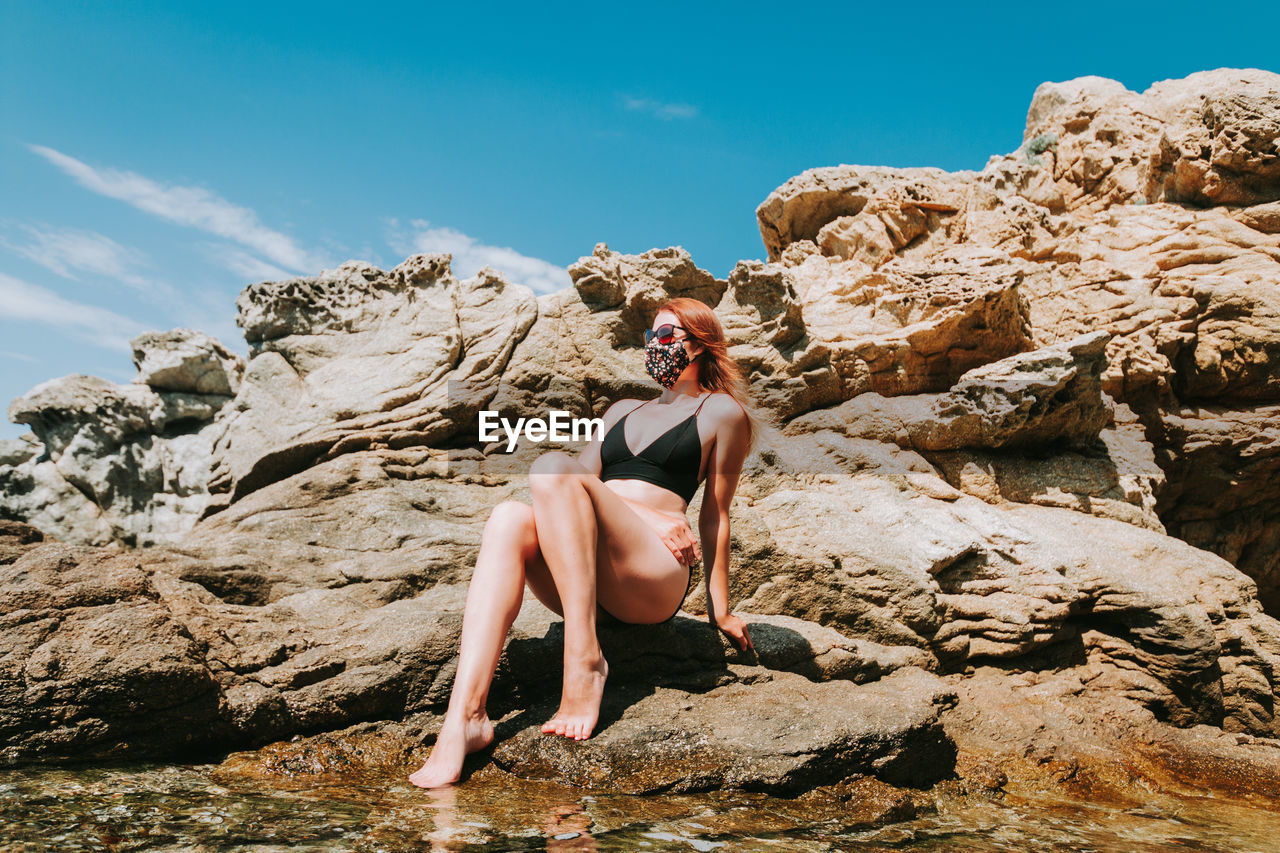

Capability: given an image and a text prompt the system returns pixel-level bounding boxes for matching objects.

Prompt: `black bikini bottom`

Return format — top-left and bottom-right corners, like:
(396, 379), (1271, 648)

(597, 563), (694, 626)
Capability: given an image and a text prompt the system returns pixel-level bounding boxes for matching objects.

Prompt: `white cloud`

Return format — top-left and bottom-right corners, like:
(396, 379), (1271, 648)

(388, 219), (571, 295)
(0, 223), (177, 300)
(216, 247), (295, 283)
(28, 144), (322, 273)
(621, 95), (698, 120)
(0, 350), (38, 363)
(0, 272), (148, 351)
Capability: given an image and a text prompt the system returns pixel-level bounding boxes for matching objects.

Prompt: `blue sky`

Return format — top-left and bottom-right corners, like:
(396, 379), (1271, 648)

(2, 1), (1277, 440)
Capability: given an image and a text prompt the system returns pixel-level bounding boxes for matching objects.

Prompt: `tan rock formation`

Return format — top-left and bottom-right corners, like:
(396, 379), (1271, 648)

(2, 68), (1279, 804)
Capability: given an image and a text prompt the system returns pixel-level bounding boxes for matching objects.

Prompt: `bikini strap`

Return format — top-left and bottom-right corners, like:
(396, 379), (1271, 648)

(624, 398), (652, 421)
(694, 391), (714, 415)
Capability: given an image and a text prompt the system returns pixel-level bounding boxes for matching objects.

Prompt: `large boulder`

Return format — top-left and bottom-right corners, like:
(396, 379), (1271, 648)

(0, 518), (952, 780)
(751, 68), (1280, 610)
(205, 256), (538, 510)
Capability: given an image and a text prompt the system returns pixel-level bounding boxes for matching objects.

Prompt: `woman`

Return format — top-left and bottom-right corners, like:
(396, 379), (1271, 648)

(409, 297), (761, 788)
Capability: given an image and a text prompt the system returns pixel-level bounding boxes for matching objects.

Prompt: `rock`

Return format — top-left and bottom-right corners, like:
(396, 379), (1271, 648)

(941, 665), (1280, 805)
(4, 373), (232, 546)
(1024, 68), (1280, 210)
(1152, 402), (1280, 614)
(0, 437), (39, 468)
(1236, 200), (1280, 234)
(718, 449), (1280, 736)
(0, 520), (46, 565)
(794, 775), (928, 826)
(489, 666), (957, 794)
(0, 527), (943, 769)
(756, 165), (970, 263)
(713, 259), (841, 419)
(785, 331), (1114, 452)
(914, 330), (1113, 450)
(132, 328), (245, 396)
(921, 397), (1167, 530)
(783, 249), (1034, 399)
(486, 243), (724, 426)
(214, 719), (939, 838)
(2, 68), (1280, 806)
(749, 69), (1280, 606)
(206, 255), (538, 509)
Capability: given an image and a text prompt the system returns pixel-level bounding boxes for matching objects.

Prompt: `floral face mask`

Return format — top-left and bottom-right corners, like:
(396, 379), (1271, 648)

(644, 336), (691, 388)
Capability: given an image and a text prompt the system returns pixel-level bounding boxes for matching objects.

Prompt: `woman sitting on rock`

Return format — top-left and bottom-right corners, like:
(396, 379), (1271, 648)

(410, 297), (760, 788)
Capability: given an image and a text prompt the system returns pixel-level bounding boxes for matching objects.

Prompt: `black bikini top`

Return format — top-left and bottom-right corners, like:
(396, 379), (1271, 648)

(599, 392), (713, 504)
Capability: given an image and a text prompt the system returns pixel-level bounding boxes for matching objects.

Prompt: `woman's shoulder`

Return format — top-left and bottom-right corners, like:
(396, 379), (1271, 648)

(601, 397), (646, 422)
(703, 390), (745, 411)
(702, 391), (749, 425)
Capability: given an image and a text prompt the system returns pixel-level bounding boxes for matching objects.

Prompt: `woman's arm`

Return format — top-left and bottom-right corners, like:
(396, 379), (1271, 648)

(698, 398), (753, 650)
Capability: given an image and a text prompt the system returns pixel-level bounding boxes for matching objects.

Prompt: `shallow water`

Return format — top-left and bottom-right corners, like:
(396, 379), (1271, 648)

(1, 762), (1278, 852)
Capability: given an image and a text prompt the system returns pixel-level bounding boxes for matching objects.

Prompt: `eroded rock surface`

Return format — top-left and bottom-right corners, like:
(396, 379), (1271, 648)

(2, 329), (242, 546)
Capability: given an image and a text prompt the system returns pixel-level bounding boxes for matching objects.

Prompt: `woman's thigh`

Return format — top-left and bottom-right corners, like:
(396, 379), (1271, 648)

(528, 453), (688, 624)
(487, 500), (564, 616)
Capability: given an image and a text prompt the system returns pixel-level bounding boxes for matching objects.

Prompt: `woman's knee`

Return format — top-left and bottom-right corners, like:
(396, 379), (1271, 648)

(486, 500), (536, 546)
(528, 450), (585, 482)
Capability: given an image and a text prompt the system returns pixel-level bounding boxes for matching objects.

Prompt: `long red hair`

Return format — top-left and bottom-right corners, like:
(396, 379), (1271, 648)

(657, 297), (764, 457)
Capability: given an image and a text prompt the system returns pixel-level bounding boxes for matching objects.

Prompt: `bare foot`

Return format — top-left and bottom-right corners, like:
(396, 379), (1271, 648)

(408, 712), (495, 788)
(541, 651), (609, 740)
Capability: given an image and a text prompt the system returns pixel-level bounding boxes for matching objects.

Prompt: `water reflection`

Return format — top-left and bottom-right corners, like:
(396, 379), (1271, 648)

(0, 762), (1277, 852)
(410, 782), (601, 851)
(423, 784), (463, 850)
(541, 800), (598, 851)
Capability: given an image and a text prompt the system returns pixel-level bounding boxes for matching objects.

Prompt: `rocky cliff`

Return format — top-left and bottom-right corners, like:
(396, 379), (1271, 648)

(2, 68), (1279, 802)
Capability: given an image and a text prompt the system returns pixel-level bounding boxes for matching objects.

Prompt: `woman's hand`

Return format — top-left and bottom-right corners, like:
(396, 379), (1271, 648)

(715, 613), (754, 652)
(642, 509), (701, 567)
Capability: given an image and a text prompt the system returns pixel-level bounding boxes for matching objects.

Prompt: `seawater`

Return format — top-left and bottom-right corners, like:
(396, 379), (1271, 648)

(1, 762), (1278, 852)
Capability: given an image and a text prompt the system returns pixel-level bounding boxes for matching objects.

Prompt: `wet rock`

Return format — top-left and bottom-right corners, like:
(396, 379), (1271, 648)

(796, 774), (929, 827)
(490, 666), (956, 794)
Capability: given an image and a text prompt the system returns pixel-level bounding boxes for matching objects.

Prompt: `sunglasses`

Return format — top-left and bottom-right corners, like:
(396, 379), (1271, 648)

(644, 324), (691, 345)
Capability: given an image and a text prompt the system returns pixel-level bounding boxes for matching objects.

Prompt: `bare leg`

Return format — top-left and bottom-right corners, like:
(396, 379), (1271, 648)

(528, 453), (611, 741)
(408, 500), (534, 788)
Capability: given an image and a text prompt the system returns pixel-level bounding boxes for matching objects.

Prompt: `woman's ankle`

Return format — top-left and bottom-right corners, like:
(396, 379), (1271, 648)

(564, 645), (606, 668)
(444, 703), (489, 726)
